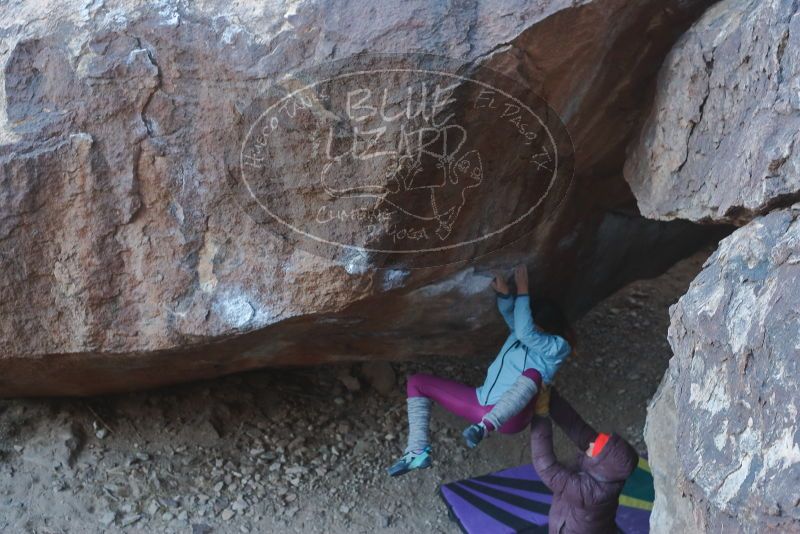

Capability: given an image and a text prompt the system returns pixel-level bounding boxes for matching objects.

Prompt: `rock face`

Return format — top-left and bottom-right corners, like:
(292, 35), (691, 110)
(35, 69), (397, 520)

(646, 205), (800, 532)
(644, 371), (698, 534)
(0, 0), (716, 396)
(628, 1), (800, 531)
(625, 0), (800, 225)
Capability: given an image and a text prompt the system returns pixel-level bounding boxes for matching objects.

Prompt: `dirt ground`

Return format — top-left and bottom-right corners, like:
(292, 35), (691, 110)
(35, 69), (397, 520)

(0, 248), (713, 534)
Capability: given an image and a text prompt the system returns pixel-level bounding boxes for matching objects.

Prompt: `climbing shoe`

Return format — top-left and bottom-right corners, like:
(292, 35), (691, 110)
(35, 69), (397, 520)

(462, 422), (487, 449)
(387, 446), (432, 477)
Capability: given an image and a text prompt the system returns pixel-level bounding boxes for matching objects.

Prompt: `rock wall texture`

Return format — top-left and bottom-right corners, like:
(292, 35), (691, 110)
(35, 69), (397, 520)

(646, 205), (800, 532)
(626, 0), (800, 225)
(628, 1), (800, 531)
(0, 0), (717, 396)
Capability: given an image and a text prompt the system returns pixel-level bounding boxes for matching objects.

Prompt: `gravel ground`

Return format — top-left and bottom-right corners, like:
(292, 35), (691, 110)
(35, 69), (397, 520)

(0, 248), (712, 534)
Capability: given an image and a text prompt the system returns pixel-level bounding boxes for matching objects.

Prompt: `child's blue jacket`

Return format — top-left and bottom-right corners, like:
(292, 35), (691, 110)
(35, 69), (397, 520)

(475, 294), (572, 406)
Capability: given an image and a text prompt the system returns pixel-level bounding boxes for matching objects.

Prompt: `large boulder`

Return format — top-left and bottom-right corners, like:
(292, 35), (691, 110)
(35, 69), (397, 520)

(644, 370), (699, 533)
(0, 0), (716, 396)
(646, 205), (800, 532)
(625, 0), (800, 225)
(627, 1), (800, 531)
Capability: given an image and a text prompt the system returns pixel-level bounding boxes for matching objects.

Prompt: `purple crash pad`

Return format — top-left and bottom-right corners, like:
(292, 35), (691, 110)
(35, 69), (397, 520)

(439, 460), (654, 534)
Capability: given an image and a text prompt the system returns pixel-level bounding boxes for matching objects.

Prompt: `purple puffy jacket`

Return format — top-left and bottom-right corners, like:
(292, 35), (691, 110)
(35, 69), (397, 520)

(530, 389), (638, 534)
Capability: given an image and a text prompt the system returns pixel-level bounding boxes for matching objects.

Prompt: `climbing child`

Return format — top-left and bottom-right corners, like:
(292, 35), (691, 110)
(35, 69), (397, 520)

(388, 264), (574, 477)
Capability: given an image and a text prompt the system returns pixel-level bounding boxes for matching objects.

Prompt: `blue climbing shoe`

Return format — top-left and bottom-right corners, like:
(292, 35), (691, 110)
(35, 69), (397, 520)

(387, 446), (432, 477)
(462, 423), (486, 449)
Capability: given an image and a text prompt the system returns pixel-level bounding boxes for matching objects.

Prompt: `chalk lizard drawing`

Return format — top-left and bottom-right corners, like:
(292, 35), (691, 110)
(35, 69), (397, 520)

(320, 123), (483, 240)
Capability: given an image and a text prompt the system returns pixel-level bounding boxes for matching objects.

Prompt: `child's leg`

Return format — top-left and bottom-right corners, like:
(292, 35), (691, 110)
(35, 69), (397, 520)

(480, 369), (542, 434)
(493, 398), (535, 434)
(407, 373), (488, 420)
(404, 373), (486, 453)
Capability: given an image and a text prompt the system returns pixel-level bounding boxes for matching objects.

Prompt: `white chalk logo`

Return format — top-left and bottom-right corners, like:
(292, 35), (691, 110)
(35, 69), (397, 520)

(231, 54), (573, 268)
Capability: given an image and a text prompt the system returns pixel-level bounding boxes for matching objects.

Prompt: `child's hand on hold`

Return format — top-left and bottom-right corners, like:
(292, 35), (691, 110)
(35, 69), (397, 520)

(514, 264), (529, 295)
(491, 271), (510, 295)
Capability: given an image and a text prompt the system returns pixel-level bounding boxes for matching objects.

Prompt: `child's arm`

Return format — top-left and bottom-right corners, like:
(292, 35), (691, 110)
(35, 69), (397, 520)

(492, 272), (515, 331)
(549, 388), (598, 451)
(496, 293), (515, 331)
(530, 415), (584, 495)
(480, 369), (540, 431)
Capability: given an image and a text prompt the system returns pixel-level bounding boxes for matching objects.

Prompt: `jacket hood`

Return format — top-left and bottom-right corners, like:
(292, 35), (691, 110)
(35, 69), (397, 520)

(578, 433), (638, 483)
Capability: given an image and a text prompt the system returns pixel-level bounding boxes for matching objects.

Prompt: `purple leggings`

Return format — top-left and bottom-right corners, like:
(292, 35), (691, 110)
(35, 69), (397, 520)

(406, 372), (539, 434)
